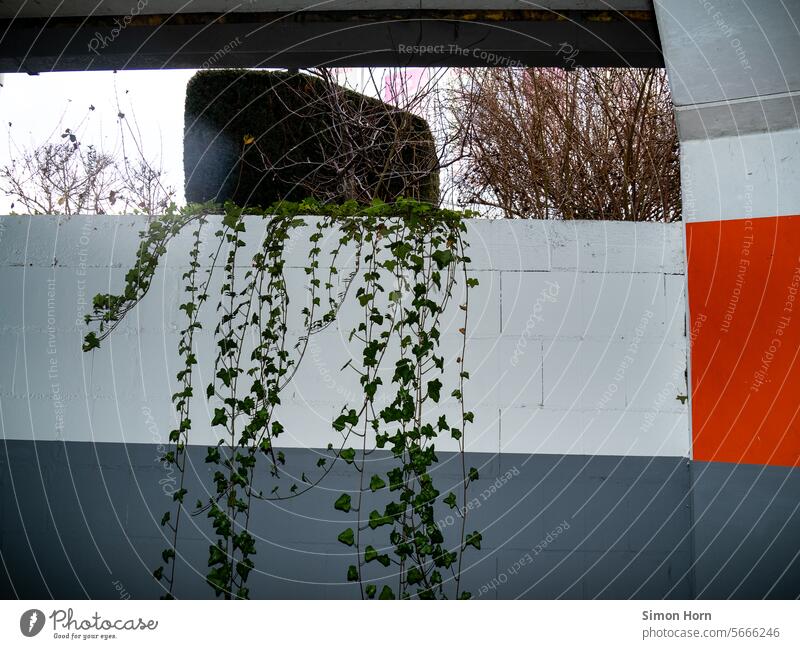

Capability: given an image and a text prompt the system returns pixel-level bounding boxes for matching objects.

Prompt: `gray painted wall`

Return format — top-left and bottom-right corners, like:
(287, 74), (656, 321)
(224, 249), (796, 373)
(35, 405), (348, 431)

(3, 440), (796, 599)
(690, 462), (800, 599)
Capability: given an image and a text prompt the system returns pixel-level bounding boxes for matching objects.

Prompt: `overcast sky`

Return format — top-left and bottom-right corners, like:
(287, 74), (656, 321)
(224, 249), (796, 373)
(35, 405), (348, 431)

(0, 69), (197, 211)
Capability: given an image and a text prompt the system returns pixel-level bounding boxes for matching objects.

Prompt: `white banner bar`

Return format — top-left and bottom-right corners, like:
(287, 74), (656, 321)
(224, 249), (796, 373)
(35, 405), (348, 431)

(1, 600), (797, 648)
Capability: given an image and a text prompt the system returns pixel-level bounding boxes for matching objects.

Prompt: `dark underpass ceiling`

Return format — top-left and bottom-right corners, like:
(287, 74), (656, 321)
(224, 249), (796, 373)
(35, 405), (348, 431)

(0, 4), (662, 73)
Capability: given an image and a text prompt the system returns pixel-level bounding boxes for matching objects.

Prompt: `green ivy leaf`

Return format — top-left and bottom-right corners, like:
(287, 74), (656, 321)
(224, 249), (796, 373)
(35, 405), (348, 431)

(211, 408), (227, 427)
(368, 510), (391, 529)
(427, 378), (442, 403)
(332, 410), (359, 432)
(337, 528), (355, 546)
(378, 585), (395, 600)
(407, 566), (424, 585)
(465, 531), (483, 550)
(205, 446), (221, 463)
(369, 475), (386, 492)
(82, 331), (101, 352)
(236, 558), (254, 582)
(208, 543), (226, 567)
(431, 249), (454, 269)
(334, 493), (352, 513)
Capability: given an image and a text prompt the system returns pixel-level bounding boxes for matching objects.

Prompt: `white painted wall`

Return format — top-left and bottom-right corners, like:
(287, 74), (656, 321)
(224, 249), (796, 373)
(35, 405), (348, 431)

(681, 128), (800, 223)
(0, 215), (689, 457)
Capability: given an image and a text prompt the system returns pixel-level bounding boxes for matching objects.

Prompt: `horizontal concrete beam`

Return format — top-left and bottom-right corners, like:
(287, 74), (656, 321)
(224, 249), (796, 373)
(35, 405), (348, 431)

(655, 0), (800, 107)
(0, 9), (663, 72)
(0, 1), (656, 19)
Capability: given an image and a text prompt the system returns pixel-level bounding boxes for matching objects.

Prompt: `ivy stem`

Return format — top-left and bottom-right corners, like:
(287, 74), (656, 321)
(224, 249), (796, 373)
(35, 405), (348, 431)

(455, 231), (471, 600)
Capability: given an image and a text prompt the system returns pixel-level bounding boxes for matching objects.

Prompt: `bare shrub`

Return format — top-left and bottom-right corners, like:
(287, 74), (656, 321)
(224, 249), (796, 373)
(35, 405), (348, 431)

(2, 103), (175, 216)
(451, 67), (681, 221)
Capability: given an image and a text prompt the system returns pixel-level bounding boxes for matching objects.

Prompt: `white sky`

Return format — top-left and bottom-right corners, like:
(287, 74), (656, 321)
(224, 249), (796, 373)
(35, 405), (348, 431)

(1, 69), (203, 211)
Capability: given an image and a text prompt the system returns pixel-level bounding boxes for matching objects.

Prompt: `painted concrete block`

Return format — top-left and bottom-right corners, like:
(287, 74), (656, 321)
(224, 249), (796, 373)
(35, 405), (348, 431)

(580, 272), (667, 340)
(502, 271), (581, 338)
(665, 273), (686, 341)
(543, 339), (632, 410)
(681, 129), (800, 222)
(581, 410), (690, 458)
(626, 341), (688, 413)
(476, 218), (551, 272)
(501, 407), (585, 456)
(497, 335), (543, 408)
(547, 220), (683, 274)
(0, 329), (85, 399)
(0, 215), (59, 267)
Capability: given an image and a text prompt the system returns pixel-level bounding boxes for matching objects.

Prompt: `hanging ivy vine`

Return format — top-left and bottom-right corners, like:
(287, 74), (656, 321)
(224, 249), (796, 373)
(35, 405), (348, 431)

(83, 198), (482, 600)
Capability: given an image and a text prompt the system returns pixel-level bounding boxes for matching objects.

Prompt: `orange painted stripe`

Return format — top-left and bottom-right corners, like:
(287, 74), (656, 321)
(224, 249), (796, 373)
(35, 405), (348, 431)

(687, 215), (800, 467)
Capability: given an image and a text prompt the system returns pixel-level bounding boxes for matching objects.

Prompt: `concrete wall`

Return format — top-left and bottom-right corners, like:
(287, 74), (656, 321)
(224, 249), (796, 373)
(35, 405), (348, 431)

(655, 2), (800, 601)
(0, 217), (690, 457)
(655, 0), (800, 469)
(0, 215), (688, 455)
(1, 215), (798, 598)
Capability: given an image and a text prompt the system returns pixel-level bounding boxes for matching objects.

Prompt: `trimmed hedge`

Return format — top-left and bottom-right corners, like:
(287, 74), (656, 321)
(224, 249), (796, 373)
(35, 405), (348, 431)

(184, 70), (439, 207)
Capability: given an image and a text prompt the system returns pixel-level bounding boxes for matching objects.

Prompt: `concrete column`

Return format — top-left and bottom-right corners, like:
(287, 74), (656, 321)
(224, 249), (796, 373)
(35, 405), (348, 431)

(655, 0), (800, 467)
